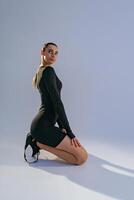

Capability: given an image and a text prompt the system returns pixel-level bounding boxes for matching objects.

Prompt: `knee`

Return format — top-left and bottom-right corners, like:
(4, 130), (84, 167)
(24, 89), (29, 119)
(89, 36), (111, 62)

(75, 151), (88, 165)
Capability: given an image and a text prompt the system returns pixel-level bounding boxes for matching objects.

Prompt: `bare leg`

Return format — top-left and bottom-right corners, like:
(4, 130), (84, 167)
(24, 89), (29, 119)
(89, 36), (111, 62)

(37, 142), (79, 165)
(55, 135), (88, 165)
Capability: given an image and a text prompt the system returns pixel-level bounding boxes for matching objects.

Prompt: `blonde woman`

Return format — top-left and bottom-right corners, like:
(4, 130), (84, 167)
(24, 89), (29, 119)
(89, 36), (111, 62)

(24, 42), (88, 165)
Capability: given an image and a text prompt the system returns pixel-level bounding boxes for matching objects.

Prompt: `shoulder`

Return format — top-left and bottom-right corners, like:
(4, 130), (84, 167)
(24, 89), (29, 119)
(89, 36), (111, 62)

(42, 66), (56, 79)
(43, 66), (55, 72)
(43, 66), (54, 74)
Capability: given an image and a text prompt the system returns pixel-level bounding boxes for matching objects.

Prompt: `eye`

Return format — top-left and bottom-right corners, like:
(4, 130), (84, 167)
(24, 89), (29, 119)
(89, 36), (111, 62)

(48, 49), (53, 53)
(48, 49), (58, 55)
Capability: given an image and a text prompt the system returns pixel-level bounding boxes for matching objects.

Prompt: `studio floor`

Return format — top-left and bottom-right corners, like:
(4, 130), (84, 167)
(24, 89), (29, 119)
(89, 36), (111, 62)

(1, 137), (134, 200)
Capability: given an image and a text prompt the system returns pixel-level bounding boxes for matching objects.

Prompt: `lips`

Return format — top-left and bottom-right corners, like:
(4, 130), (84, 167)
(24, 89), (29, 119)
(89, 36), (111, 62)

(50, 58), (55, 61)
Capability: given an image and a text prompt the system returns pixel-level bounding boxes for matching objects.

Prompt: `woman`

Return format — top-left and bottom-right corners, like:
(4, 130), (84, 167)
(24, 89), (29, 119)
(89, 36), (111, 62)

(24, 42), (88, 165)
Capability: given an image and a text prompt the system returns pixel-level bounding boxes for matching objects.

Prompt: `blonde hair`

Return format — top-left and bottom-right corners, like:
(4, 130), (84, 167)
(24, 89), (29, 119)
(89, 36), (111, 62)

(32, 64), (46, 89)
(32, 42), (58, 90)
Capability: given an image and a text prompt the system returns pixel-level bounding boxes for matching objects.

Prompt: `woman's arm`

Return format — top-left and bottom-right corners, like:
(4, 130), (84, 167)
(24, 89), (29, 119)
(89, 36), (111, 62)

(43, 67), (75, 139)
(57, 116), (64, 129)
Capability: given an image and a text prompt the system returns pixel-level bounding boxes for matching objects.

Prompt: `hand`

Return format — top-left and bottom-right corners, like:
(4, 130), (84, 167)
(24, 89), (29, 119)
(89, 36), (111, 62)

(71, 137), (81, 148)
(61, 128), (67, 134)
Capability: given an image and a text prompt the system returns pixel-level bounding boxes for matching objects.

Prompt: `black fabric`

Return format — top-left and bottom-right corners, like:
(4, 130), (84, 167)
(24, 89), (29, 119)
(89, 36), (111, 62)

(30, 66), (75, 147)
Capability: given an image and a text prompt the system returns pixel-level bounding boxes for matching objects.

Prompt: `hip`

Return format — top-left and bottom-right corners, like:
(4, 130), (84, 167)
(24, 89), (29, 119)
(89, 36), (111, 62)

(30, 110), (58, 128)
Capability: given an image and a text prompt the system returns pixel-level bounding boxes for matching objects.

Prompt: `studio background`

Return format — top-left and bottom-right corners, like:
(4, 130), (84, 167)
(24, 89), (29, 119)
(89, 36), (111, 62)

(1, 0), (133, 149)
(1, 1), (134, 199)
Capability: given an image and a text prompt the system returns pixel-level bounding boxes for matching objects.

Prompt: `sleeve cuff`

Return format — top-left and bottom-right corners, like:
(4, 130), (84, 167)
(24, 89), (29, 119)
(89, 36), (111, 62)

(67, 131), (76, 139)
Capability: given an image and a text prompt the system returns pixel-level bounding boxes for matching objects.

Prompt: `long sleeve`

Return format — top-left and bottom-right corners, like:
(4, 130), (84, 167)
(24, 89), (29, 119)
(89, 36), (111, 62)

(57, 116), (64, 129)
(43, 67), (75, 139)
(57, 90), (66, 129)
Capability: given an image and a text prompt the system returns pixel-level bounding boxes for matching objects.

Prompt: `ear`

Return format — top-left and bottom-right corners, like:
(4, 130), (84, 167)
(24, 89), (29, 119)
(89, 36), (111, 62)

(41, 47), (46, 55)
(40, 55), (44, 65)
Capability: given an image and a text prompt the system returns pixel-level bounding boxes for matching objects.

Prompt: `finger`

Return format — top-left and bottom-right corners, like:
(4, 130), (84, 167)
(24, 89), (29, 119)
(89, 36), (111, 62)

(71, 139), (73, 145)
(75, 138), (81, 147)
(75, 139), (81, 147)
(73, 139), (78, 147)
(71, 139), (76, 146)
(76, 139), (81, 147)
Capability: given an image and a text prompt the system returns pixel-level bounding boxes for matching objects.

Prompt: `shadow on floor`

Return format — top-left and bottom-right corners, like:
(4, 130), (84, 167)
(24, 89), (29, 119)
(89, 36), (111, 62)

(30, 153), (134, 200)
(1, 145), (134, 200)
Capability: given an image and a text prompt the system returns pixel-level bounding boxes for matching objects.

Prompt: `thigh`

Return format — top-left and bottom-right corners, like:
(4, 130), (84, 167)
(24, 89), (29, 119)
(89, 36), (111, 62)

(55, 135), (88, 158)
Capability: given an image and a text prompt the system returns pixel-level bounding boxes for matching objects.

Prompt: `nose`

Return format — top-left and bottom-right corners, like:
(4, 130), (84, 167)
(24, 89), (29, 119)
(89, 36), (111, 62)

(51, 54), (56, 59)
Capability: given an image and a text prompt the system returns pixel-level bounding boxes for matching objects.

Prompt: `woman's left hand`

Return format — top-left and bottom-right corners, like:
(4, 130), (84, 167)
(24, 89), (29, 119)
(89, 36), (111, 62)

(71, 137), (81, 148)
(61, 129), (81, 147)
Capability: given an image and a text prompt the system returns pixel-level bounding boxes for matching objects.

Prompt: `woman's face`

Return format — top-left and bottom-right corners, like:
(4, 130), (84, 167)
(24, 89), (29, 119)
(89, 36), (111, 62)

(42, 44), (58, 65)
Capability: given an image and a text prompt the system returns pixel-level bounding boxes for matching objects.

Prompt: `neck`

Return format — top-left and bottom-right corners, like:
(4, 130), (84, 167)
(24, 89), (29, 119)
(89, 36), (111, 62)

(40, 61), (53, 68)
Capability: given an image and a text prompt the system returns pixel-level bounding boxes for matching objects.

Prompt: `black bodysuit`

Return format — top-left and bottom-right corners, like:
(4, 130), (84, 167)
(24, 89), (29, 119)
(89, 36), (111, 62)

(30, 66), (75, 147)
